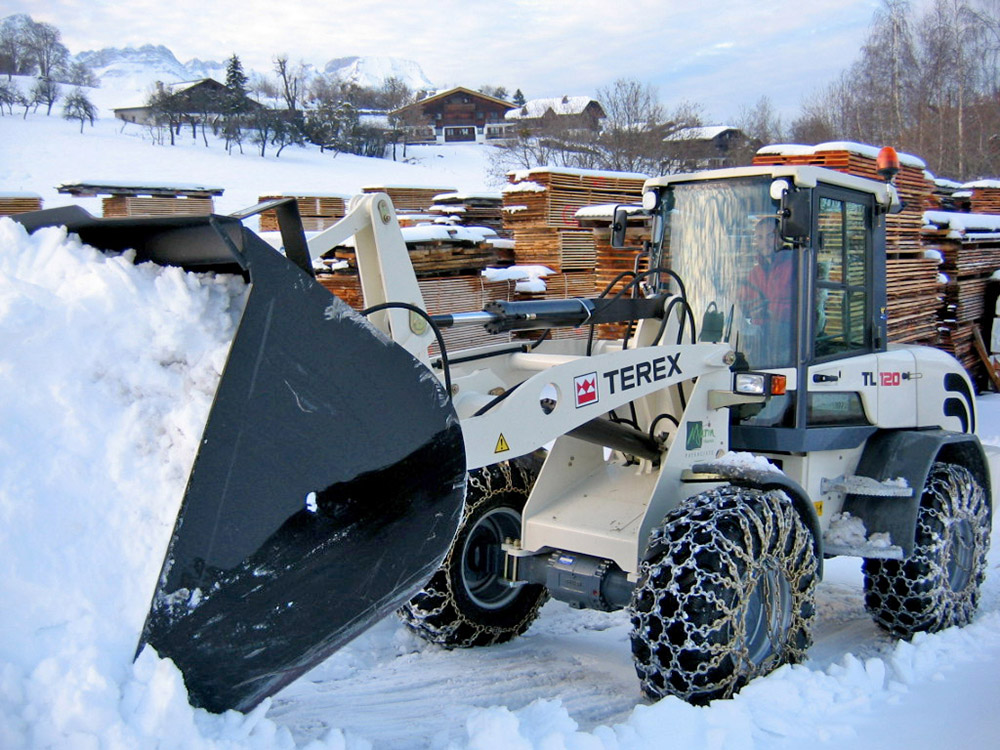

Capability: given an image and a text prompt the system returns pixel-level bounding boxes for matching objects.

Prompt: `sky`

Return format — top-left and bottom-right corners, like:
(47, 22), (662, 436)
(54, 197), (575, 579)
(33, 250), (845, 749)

(3, 0), (896, 122)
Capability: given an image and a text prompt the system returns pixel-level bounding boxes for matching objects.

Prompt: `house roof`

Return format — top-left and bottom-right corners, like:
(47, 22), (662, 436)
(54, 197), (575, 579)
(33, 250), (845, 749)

(664, 125), (741, 142)
(505, 96), (601, 120)
(390, 86), (516, 116)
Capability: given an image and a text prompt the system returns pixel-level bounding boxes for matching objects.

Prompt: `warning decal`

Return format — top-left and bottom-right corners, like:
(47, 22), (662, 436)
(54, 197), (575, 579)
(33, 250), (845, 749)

(495, 433), (510, 453)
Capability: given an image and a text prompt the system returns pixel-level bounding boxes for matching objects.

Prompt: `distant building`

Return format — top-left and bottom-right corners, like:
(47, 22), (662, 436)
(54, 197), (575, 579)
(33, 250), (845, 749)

(389, 87), (517, 145)
(662, 125), (745, 171)
(113, 78), (263, 127)
(504, 96), (606, 134)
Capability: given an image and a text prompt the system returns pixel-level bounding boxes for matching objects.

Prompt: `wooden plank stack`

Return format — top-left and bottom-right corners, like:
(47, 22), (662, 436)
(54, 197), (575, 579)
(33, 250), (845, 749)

(754, 142), (938, 344)
(0, 192), (42, 215)
(315, 271), (514, 353)
(258, 193), (348, 232)
(961, 181), (1000, 215)
(577, 206), (653, 340)
(330, 226), (499, 277)
(102, 195), (214, 217)
(922, 211), (1000, 373)
(502, 167), (646, 272)
(430, 192), (506, 237)
(361, 185), (456, 212)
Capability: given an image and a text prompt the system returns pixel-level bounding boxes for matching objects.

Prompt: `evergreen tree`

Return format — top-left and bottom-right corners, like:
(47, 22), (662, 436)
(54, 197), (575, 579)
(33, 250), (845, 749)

(223, 54), (249, 153)
(513, 88), (526, 107)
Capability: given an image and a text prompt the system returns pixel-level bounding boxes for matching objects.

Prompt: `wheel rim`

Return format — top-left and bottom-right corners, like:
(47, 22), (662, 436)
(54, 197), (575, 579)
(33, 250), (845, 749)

(461, 507), (521, 610)
(744, 560), (793, 666)
(945, 517), (976, 592)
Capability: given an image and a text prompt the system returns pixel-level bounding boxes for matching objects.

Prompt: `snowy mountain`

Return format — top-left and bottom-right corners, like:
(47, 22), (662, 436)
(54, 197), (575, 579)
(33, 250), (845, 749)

(71, 43), (436, 101)
(324, 55), (436, 92)
(74, 44), (225, 97)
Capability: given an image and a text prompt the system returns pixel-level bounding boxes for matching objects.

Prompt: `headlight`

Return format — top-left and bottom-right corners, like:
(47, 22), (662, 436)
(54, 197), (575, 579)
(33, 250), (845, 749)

(734, 373), (766, 395)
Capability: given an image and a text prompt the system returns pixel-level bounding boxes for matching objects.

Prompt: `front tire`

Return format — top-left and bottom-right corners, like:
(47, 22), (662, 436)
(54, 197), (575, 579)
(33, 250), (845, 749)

(398, 458), (548, 648)
(863, 462), (991, 638)
(629, 485), (817, 704)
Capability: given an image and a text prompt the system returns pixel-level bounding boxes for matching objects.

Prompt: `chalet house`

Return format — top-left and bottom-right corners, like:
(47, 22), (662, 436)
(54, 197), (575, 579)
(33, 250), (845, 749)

(113, 78), (263, 127)
(662, 125), (745, 171)
(389, 87), (517, 144)
(504, 96), (606, 135)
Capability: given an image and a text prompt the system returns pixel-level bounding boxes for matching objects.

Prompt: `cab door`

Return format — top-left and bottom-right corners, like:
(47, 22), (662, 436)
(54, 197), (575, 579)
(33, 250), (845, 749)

(808, 188), (916, 429)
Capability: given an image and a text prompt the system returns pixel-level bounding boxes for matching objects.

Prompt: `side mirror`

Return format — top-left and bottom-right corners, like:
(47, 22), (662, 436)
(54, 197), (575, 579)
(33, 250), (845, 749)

(611, 205), (629, 248)
(779, 188), (810, 242)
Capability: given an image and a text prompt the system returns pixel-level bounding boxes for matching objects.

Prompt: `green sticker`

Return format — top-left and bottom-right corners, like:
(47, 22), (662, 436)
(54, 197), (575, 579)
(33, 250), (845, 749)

(686, 421), (703, 450)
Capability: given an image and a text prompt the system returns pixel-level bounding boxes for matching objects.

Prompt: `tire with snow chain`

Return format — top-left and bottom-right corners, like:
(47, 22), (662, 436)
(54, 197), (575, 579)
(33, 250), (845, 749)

(629, 485), (817, 704)
(398, 457), (548, 648)
(863, 462), (991, 639)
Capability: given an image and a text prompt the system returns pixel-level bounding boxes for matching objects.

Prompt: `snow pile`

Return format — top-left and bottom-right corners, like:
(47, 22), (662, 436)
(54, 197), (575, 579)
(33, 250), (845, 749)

(0, 218), (350, 748)
(482, 265), (555, 293)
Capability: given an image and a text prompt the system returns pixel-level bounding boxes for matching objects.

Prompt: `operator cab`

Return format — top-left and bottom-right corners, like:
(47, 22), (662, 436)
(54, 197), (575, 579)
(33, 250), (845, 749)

(625, 164), (900, 453)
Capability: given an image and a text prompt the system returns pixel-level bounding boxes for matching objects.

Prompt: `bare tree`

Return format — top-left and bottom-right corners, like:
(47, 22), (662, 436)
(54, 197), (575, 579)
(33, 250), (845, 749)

(25, 21), (68, 81)
(594, 78), (666, 173)
(273, 54), (306, 112)
(0, 15), (34, 79)
(62, 87), (96, 132)
(31, 77), (60, 115)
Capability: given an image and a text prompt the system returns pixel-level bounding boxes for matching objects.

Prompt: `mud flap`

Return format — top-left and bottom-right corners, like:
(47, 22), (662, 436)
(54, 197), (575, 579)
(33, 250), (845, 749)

(14, 208), (467, 712)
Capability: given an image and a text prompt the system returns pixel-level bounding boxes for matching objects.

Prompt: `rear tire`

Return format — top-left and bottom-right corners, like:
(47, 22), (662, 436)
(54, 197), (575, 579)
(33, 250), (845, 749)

(629, 485), (817, 704)
(863, 462), (991, 638)
(398, 458), (548, 648)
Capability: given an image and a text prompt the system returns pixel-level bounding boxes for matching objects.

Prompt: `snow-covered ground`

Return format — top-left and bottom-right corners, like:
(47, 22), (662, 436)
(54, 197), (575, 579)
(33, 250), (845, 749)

(2, 81), (1000, 749)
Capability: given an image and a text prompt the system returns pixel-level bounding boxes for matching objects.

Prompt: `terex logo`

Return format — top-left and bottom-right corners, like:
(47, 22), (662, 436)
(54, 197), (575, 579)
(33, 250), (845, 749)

(574, 372), (599, 407)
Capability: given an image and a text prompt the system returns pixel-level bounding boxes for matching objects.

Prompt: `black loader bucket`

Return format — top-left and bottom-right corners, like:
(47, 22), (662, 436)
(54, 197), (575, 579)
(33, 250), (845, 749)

(14, 205), (467, 712)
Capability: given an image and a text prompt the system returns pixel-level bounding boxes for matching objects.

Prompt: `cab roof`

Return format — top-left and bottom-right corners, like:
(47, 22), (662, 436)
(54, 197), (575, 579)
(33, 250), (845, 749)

(644, 165), (894, 204)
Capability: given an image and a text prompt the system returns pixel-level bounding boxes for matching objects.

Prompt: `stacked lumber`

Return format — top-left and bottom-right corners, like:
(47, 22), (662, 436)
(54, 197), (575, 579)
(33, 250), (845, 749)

(361, 185), (456, 212)
(0, 192), (42, 215)
(316, 271), (514, 353)
(331, 225), (499, 277)
(102, 195), (214, 217)
(419, 275), (514, 353)
(926, 177), (964, 211)
(961, 180), (1000, 215)
(922, 211), (1000, 374)
(258, 193), (347, 232)
(577, 205), (653, 340)
(430, 192), (506, 237)
(502, 167), (646, 272)
(754, 142), (937, 344)
(754, 142), (931, 253)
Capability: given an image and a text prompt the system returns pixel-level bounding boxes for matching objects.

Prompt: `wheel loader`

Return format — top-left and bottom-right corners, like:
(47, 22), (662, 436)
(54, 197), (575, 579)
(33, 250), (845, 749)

(14, 148), (993, 712)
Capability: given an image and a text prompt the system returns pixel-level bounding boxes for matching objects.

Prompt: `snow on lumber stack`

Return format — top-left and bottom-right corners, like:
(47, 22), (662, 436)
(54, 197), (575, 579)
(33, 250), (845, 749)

(431, 192), (506, 237)
(0, 191), (42, 215)
(55, 180), (224, 218)
(502, 167), (646, 272)
(257, 193), (348, 232)
(755, 142), (937, 346)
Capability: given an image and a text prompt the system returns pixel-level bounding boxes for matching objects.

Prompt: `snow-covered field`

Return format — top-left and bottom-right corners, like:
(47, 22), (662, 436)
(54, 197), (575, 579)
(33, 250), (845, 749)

(2, 82), (1000, 749)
